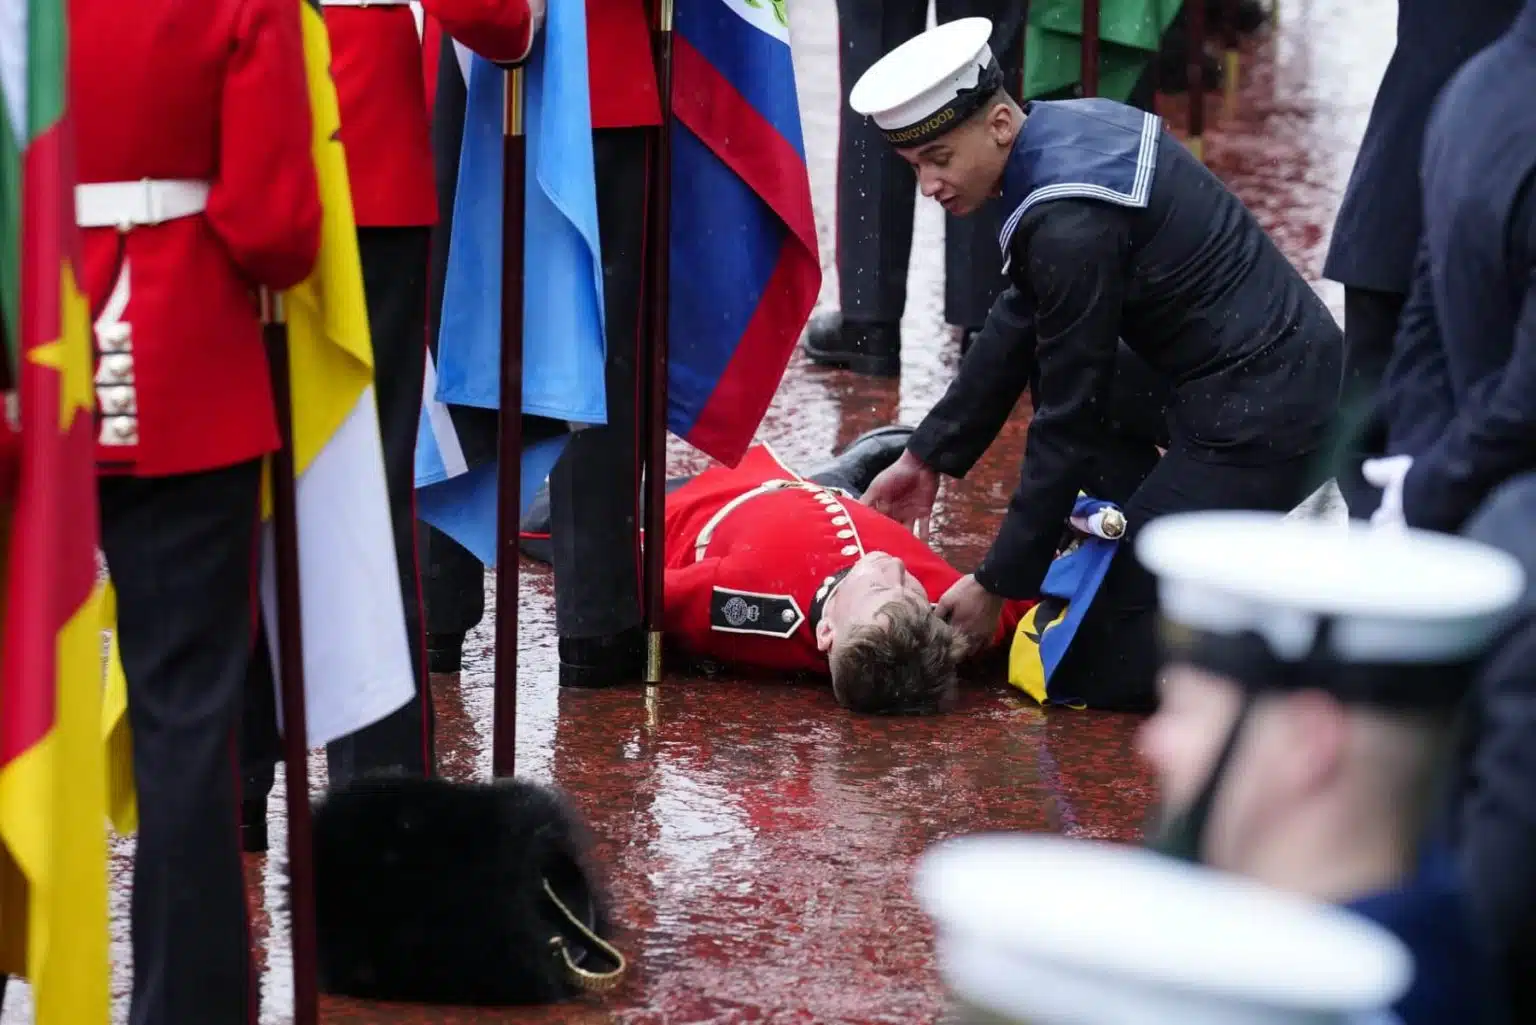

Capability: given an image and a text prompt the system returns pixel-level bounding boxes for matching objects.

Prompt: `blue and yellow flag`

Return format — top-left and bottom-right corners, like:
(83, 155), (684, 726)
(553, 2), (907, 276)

(1009, 496), (1125, 705)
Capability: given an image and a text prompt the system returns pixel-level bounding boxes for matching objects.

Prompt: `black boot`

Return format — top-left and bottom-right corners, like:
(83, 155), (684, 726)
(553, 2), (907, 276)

(802, 312), (902, 378)
(559, 624), (645, 689)
(806, 425), (916, 496)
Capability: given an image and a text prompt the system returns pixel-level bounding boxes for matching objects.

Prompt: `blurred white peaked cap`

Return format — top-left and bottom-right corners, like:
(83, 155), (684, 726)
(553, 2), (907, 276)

(916, 835), (1412, 1025)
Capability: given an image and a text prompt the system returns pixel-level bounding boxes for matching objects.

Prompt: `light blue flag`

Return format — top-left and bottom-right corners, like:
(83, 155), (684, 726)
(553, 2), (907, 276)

(415, 0), (608, 565)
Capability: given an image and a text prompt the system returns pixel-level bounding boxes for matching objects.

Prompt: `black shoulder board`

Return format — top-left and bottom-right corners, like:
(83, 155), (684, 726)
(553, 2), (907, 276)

(709, 587), (804, 639)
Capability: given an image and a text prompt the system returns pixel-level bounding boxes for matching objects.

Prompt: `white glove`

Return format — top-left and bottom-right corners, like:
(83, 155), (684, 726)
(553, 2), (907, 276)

(527, 0), (547, 37)
(1361, 455), (1414, 530)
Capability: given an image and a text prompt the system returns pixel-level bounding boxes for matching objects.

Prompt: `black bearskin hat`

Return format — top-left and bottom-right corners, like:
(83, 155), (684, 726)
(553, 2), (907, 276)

(310, 774), (622, 1006)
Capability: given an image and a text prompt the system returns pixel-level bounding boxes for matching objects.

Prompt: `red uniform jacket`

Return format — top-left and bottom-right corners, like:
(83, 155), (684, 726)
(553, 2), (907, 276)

(663, 446), (1032, 675)
(333, 0), (658, 229)
(71, 0), (322, 476)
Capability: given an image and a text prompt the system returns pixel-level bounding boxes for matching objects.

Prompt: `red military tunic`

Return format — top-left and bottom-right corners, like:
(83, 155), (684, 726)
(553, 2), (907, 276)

(328, 0), (658, 229)
(663, 445), (1033, 675)
(71, 0), (323, 476)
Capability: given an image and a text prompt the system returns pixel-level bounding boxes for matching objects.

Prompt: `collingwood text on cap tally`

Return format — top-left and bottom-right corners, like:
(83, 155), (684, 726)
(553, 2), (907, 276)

(849, 18), (1002, 148)
(916, 834), (1412, 1025)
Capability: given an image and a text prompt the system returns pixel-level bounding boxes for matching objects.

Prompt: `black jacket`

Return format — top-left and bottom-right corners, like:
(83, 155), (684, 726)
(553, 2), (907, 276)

(1381, 6), (1536, 533)
(910, 100), (1340, 597)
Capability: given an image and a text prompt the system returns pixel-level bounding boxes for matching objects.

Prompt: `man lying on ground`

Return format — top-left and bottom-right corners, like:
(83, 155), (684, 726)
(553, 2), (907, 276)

(520, 428), (1034, 715)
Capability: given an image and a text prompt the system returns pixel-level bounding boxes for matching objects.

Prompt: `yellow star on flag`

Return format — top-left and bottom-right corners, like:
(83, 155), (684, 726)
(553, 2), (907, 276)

(27, 262), (95, 431)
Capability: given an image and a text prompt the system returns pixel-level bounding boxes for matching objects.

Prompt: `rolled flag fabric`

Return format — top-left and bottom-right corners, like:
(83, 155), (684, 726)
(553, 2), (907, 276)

(1009, 495), (1124, 705)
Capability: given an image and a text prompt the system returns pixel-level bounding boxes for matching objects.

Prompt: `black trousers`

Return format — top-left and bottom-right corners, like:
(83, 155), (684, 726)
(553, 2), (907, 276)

(1335, 285), (1407, 520)
(244, 227), (435, 803)
(100, 460), (261, 1025)
(1054, 444), (1321, 710)
(835, 0), (1026, 330)
(421, 128), (648, 643)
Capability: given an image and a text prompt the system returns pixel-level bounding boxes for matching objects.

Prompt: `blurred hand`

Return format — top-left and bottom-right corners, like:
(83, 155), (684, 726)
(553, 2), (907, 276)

(935, 574), (1005, 654)
(861, 450), (940, 539)
(1361, 454), (1413, 530)
(528, 0), (547, 36)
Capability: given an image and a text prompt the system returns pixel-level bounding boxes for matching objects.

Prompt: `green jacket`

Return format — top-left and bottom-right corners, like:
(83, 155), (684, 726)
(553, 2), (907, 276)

(1024, 0), (1184, 101)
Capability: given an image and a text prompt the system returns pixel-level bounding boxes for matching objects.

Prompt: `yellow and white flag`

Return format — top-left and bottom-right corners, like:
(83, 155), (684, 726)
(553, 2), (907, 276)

(103, 0), (415, 827)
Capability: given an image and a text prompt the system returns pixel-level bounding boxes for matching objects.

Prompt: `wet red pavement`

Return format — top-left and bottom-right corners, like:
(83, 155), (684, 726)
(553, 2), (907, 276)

(3, 1), (1390, 1020)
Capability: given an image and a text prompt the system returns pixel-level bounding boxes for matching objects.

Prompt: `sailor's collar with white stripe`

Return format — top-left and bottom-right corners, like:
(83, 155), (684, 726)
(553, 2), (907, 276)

(996, 99), (1163, 265)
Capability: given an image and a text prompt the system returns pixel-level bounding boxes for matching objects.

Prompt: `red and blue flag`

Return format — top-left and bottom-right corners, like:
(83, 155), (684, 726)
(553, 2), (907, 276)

(667, 0), (820, 466)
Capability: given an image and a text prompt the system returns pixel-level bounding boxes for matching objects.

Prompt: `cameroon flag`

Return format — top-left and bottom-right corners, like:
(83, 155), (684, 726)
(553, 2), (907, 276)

(0, 0), (113, 1019)
(101, 0), (418, 829)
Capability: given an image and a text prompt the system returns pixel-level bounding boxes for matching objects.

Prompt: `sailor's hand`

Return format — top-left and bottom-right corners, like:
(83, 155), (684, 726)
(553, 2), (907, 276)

(935, 574), (1005, 654)
(1361, 454), (1413, 530)
(862, 450), (940, 538)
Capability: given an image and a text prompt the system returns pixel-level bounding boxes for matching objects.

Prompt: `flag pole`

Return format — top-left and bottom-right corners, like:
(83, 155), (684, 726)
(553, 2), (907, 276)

(260, 288), (319, 1025)
(1187, 0), (1208, 161)
(1080, 0), (1100, 96)
(642, 0), (676, 685)
(493, 67), (527, 778)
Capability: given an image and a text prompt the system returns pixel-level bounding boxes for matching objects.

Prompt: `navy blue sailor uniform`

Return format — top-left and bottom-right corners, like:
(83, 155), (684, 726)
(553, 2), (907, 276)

(1378, 2), (1536, 535)
(1322, 0), (1519, 519)
(907, 98), (1343, 710)
(1134, 511), (1524, 1025)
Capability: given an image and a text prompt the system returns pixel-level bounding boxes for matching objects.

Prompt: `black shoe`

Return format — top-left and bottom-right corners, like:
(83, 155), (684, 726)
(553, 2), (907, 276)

(241, 797), (268, 854)
(427, 632), (465, 674)
(808, 425), (917, 495)
(558, 625), (645, 689)
(802, 312), (902, 378)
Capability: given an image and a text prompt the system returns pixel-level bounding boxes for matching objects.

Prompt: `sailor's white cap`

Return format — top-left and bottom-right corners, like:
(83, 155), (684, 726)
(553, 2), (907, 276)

(849, 18), (1003, 148)
(1136, 512), (1524, 703)
(917, 834), (1412, 1025)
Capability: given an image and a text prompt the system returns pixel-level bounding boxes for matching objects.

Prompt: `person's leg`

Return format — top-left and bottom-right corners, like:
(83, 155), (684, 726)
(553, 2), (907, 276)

(802, 0), (929, 376)
(1335, 286), (1408, 519)
(1050, 447), (1319, 709)
(238, 629), (278, 852)
(548, 127), (647, 686)
(326, 226), (436, 783)
(419, 522), (486, 674)
(100, 460), (262, 1025)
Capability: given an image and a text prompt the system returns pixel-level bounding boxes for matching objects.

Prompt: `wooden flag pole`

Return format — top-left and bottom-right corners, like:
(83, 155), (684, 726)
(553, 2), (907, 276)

(1188, 0), (1208, 161)
(260, 288), (318, 1025)
(642, 0), (676, 685)
(1081, 0), (1101, 96)
(493, 67), (528, 779)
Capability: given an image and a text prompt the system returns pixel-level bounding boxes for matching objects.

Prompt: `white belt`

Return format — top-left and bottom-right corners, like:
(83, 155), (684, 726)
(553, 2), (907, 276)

(318, 0), (412, 6)
(75, 179), (210, 230)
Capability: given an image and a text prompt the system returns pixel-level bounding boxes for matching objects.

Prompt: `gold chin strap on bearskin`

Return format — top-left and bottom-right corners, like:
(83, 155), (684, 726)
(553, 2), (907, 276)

(543, 878), (629, 994)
